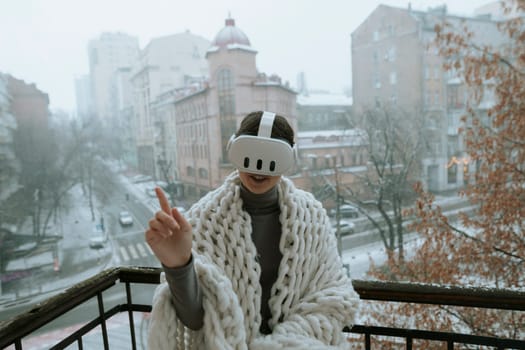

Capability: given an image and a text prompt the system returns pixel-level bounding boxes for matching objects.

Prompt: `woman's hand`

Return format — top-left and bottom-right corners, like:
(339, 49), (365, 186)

(145, 187), (193, 268)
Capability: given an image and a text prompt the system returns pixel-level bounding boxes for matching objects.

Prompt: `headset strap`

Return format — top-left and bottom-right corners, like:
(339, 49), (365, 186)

(258, 111), (275, 138)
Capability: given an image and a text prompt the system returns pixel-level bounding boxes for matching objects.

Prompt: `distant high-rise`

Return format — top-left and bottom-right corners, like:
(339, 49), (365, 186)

(296, 72), (309, 96)
(131, 30), (211, 174)
(87, 32), (139, 121)
(74, 74), (92, 121)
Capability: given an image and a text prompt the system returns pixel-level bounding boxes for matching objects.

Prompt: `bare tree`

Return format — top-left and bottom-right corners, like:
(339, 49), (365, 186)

(344, 105), (426, 262)
(367, 1), (525, 343)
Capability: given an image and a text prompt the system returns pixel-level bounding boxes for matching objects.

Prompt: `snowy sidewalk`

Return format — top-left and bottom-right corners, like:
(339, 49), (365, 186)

(0, 184), (113, 311)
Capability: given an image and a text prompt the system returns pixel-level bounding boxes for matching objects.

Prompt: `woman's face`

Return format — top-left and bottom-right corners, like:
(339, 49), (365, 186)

(238, 171), (281, 194)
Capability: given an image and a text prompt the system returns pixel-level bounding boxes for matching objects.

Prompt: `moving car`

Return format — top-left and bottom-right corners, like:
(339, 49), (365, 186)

(89, 224), (107, 249)
(119, 211), (133, 226)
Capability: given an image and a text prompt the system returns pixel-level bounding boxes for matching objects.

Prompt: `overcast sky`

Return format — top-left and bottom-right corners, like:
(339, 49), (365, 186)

(0, 0), (496, 113)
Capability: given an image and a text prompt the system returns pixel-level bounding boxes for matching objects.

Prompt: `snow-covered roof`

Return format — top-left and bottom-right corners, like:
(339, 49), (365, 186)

(297, 129), (368, 149)
(206, 43), (258, 55)
(298, 129), (365, 138)
(211, 17), (251, 48)
(297, 93), (353, 106)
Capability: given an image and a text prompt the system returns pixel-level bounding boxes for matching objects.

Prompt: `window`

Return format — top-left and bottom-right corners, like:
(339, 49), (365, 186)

(192, 45), (200, 59)
(373, 31), (379, 41)
(217, 68), (236, 160)
(217, 68), (235, 117)
(433, 65), (440, 80)
(387, 47), (396, 62)
(324, 157), (331, 168)
(447, 136), (458, 158)
(447, 164), (457, 184)
(447, 85), (461, 108)
(198, 168), (208, 179)
(389, 71), (397, 85)
(375, 96), (381, 108)
(374, 72), (381, 88)
(390, 93), (397, 105)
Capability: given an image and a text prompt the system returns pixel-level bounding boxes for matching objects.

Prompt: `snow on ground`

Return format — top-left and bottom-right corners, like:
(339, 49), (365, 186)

(343, 233), (423, 280)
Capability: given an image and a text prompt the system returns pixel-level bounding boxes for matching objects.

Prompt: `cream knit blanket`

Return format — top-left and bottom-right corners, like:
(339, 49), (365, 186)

(148, 172), (359, 349)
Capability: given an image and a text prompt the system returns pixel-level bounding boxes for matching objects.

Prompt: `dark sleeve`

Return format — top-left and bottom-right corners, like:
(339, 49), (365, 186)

(162, 254), (204, 330)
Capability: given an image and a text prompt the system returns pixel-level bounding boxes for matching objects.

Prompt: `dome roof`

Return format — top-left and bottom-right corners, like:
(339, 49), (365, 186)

(211, 17), (251, 48)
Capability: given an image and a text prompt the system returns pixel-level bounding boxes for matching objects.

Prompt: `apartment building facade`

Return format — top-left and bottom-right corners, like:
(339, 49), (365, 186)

(0, 74), (19, 203)
(130, 31), (210, 176)
(352, 4), (504, 192)
(293, 92), (370, 203)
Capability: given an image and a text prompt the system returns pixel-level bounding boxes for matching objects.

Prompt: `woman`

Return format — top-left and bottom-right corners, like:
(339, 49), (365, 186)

(146, 111), (359, 349)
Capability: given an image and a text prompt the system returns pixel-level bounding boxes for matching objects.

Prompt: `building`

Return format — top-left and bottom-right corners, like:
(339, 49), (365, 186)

(5, 76), (50, 192)
(0, 74), (19, 203)
(74, 75), (92, 121)
(150, 17), (297, 200)
(351, 4), (505, 192)
(113, 67), (137, 168)
(293, 91), (368, 205)
(88, 32), (139, 122)
(130, 31), (210, 176)
(296, 92), (353, 131)
(474, 0), (523, 20)
(294, 129), (369, 206)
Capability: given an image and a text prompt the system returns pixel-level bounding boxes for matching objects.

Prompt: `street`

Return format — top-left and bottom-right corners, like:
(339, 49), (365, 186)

(0, 165), (467, 317)
(0, 167), (161, 321)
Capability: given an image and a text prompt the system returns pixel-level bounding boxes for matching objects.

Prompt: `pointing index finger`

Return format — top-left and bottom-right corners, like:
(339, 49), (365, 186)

(155, 187), (171, 214)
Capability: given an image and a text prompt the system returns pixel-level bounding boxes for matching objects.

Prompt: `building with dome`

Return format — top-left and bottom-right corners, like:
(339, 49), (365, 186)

(150, 17), (297, 200)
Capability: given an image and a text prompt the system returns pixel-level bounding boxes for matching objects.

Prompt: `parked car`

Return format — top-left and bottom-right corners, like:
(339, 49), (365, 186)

(329, 204), (359, 219)
(332, 219), (356, 236)
(119, 211), (133, 226)
(89, 224), (107, 249)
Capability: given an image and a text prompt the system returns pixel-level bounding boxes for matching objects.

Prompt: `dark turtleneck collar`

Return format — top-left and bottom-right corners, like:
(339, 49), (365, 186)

(240, 183), (279, 215)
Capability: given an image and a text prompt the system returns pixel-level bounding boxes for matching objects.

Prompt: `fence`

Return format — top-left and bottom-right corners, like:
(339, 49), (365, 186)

(0, 266), (524, 349)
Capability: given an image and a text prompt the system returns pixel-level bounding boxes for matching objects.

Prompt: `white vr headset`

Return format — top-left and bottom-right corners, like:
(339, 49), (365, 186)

(227, 111), (296, 176)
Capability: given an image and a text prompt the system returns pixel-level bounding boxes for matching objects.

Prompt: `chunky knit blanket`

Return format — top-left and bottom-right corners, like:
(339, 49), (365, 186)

(148, 172), (359, 349)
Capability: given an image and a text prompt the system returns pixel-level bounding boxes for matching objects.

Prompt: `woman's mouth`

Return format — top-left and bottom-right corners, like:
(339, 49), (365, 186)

(250, 174), (268, 183)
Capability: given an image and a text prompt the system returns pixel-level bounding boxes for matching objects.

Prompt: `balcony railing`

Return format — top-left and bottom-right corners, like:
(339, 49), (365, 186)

(0, 266), (524, 350)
